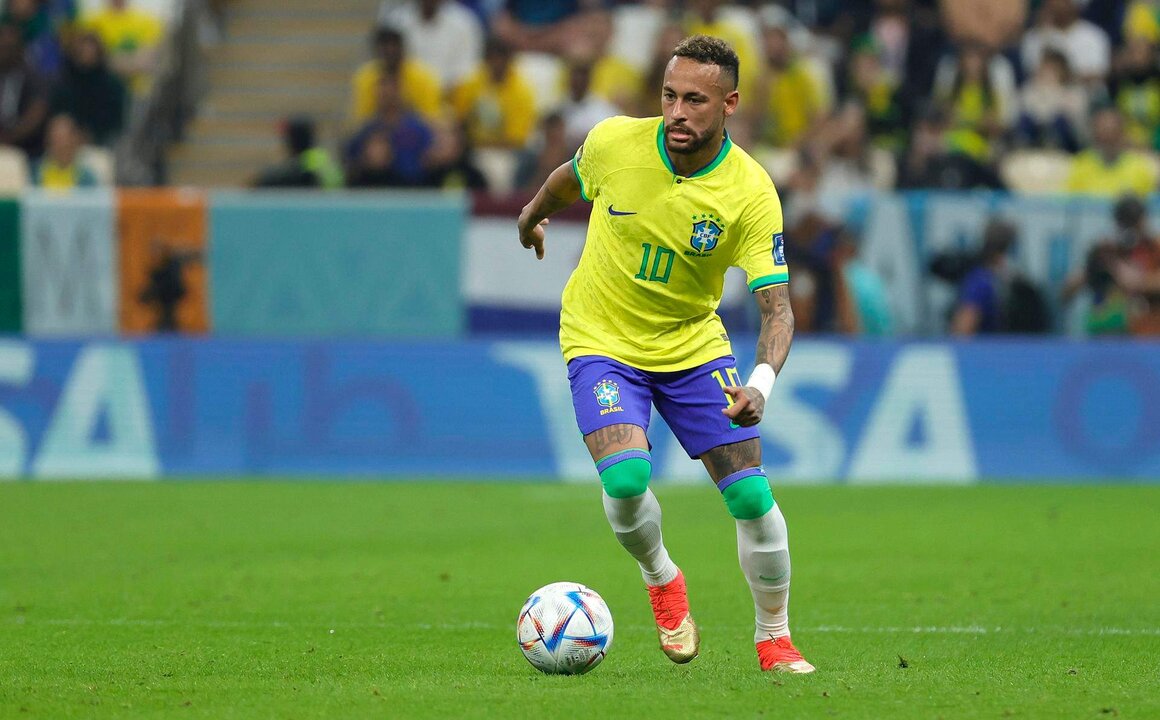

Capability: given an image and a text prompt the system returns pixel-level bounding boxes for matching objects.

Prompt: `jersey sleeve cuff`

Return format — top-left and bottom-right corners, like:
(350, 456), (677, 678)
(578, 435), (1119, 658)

(571, 156), (591, 202)
(747, 271), (789, 292)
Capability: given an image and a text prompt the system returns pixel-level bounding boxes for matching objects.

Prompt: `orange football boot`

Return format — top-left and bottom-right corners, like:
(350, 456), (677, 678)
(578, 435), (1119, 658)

(756, 635), (815, 673)
(647, 569), (699, 664)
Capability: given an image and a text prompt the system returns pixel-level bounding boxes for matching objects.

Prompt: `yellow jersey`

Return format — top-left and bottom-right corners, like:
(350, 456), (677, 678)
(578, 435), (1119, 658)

(350, 59), (443, 123)
(562, 116), (788, 372)
(1066, 149), (1158, 197)
(450, 66), (537, 148)
(82, 9), (163, 53)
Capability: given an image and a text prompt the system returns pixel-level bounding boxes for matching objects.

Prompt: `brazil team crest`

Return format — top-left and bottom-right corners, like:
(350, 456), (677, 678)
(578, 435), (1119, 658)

(688, 213), (724, 256)
(594, 379), (623, 416)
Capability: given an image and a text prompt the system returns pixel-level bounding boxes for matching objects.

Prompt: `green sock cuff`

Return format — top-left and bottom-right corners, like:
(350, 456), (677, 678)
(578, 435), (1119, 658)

(722, 474), (774, 520)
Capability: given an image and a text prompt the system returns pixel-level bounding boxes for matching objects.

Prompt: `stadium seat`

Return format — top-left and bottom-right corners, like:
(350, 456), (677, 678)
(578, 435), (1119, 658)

(999, 150), (1073, 194)
(516, 52), (564, 114)
(0, 146), (30, 195)
(869, 147), (897, 190)
(1143, 151), (1160, 184)
(78, 0), (178, 23)
(80, 145), (115, 186)
(755, 147), (800, 187)
(475, 148), (518, 196)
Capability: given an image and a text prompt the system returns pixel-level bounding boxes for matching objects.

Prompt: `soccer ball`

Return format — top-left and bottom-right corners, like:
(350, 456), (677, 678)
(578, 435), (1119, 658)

(516, 581), (614, 675)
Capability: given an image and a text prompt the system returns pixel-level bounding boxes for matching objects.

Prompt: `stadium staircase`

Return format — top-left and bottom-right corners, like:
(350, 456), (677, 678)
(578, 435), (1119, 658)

(167, 0), (377, 187)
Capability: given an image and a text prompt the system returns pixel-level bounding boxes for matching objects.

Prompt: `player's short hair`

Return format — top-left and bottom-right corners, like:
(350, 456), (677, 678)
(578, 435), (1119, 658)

(672, 35), (739, 90)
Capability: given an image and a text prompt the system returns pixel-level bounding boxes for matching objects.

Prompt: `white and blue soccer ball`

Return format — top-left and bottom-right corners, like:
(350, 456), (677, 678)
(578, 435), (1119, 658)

(517, 581), (614, 675)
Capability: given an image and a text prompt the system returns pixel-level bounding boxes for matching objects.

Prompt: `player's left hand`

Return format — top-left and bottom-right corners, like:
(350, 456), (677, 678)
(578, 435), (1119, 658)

(518, 215), (549, 260)
(722, 386), (765, 427)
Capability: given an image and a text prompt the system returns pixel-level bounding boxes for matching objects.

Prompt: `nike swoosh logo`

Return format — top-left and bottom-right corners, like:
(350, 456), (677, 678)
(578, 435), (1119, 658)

(608, 206), (637, 216)
(759, 572), (788, 583)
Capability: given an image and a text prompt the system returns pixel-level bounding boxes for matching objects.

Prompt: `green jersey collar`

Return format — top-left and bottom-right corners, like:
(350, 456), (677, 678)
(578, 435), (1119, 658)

(655, 119), (733, 178)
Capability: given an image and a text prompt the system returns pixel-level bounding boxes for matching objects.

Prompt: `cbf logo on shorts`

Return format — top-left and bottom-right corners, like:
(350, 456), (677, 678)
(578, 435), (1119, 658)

(773, 233), (786, 265)
(594, 379), (623, 416)
(688, 213), (724, 256)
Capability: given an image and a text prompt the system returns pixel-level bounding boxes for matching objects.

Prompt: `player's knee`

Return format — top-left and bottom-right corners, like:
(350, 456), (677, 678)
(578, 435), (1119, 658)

(597, 451), (652, 499)
(719, 468), (774, 520)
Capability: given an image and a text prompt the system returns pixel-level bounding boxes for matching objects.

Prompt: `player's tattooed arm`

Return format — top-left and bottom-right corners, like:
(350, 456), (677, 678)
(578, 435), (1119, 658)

(724, 284), (793, 427)
(755, 284), (794, 373)
(518, 161), (582, 260)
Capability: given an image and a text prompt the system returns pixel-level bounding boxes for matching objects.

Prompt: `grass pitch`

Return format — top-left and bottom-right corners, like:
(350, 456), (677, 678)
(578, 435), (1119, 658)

(1, 481), (1158, 719)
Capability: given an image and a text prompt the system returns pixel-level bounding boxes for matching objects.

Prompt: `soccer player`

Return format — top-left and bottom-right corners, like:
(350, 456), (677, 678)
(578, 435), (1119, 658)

(516, 35), (813, 674)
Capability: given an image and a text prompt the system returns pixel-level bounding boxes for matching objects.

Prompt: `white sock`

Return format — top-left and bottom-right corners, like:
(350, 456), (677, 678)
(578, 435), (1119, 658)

(602, 489), (679, 587)
(736, 503), (792, 643)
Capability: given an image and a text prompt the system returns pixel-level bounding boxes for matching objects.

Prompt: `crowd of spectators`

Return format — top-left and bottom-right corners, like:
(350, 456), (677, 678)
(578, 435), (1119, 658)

(287, 0), (1160, 199)
(0, 0), (166, 188)
(262, 0), (1151, 338)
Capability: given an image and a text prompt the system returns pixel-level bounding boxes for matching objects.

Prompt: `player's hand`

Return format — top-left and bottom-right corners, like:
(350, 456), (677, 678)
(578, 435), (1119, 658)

(722, 386), (765, 427)
(518, 214), (549, 260)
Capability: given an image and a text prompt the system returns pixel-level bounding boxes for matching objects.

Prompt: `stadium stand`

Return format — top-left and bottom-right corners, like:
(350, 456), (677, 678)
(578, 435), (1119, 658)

(1, 0), (1154, 197)
(999, 148), (1074, 194)
(0, 144), (29, 192)
(167, 0), (374, 187)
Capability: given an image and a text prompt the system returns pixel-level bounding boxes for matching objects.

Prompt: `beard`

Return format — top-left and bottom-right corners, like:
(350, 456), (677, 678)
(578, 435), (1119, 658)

(664, 123), (715, 155)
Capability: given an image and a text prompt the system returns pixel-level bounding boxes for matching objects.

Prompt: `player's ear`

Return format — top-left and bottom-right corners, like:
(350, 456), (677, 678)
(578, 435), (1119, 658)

(723, 89), (739, 118)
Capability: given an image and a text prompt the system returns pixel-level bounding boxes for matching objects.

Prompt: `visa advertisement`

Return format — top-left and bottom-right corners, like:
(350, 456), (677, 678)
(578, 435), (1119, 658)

(0, 338), (1155, 483)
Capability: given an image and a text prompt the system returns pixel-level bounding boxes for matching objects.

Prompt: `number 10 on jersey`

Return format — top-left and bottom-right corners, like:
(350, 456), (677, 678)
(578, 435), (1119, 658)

(635, 243), (674, 283)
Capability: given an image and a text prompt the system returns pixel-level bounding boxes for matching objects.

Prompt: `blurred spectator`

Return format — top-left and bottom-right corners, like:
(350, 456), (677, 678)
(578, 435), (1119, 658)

(1105, 195), (1160, 335)
(491, 0), (611, 56)
(346, 127), (408, 187)
(1124, 0), (1160, 43)
(1021, 0), (1111, 85)
(1065, 107), (1158, 196)
(833, 231), (895, 336)
(0, 22), (49, 157)
(451, 37), (537, 149)
(30, 113), (97, 188)
(792, 104), (895, 199)
(253, 116), (344, 189)
(634, 22), (686, 118)
(938, 0), (1027, 51)
(50, 31), (126, 146)
(1015, 48), (1087, 152)
(754, 21), (828, 149)
(1109, 36), (1160, 150)
(867, 0), (946, 111)
(80, 0), (164, 92)
(899, 106), (1004, 189)
(933, 42), (1016, 161)
(377, 0), (483, 91)
(345, 74), (434, 186)
(779, 207), (894, 334)
(557, 53), (618, 150)
(1062, 195), (1156, 334)
(683, 0), (758, 96)
(941, 219), (1051, 335)
(843, 37), (907, 153)
(424, 119), (488, 190)
(1, 0), (69, 77)
(949, 219), (1013, 335)
(350, 27), (442, 124)
(516, 111), (570, 190)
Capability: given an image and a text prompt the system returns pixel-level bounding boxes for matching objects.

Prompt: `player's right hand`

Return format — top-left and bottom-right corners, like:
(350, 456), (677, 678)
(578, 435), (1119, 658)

(723, 386), (765, 427)
(518, 216), (549, 260)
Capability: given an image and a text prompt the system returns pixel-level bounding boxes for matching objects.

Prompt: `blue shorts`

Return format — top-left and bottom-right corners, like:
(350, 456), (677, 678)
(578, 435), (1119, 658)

(567, 355), (760, 459)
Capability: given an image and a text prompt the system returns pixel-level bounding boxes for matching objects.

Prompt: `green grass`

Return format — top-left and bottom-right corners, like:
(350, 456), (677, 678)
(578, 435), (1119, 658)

(1, 482), (1158, 719)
